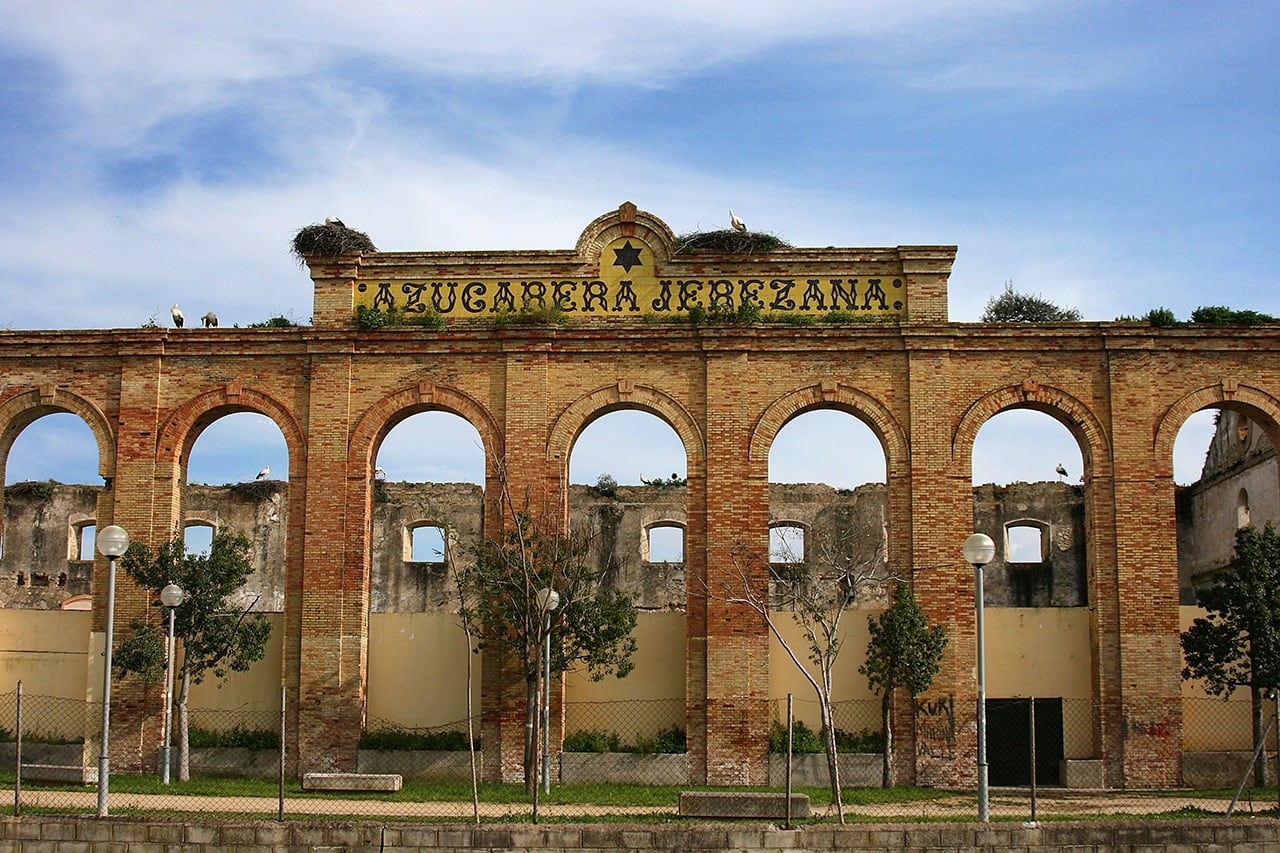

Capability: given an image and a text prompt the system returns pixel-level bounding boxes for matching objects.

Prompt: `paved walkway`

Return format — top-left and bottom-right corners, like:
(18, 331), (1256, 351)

(6, 787), (1271, 822)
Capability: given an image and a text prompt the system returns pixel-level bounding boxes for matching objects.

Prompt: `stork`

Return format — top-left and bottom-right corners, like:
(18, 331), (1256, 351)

(1055, 463), (1068, 480)
(728, 209), (746, 232)
(325, 216), (346, 227)
(171, 304), (185, 327)
(201, 311), (218, 328)
(256, 465), (270, 480)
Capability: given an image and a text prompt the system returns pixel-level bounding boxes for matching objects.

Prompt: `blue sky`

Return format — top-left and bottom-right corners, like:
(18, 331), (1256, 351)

(3, 1), (1272, 487)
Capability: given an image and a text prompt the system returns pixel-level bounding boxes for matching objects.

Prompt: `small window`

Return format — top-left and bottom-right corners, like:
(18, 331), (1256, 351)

(410, 525), (448, 563)
(77, 524), (96, 560)
(1237, 488), (1251, 529)
(1006, 523), (1045, 564)
(770, 524), (806, 564)
(184, 523), (214, 555)
(647, 524), (685, 563)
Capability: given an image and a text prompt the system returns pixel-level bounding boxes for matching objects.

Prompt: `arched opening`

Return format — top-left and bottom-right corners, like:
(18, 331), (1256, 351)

(2, 413), (100, 615)
(564, 408), (687, 754)
(1173, 404), (1280, 766)
(181, 411), (290, 731)
(366, 410), (485, 735)
(970, 407), (1090, 786)
(767, 407), (888, 748)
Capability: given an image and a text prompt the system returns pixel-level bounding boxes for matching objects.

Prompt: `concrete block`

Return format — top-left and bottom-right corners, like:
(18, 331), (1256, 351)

(20, 764), (96, 784)
(301, 771), (402, 792)
(1060, 758), (1106, 788)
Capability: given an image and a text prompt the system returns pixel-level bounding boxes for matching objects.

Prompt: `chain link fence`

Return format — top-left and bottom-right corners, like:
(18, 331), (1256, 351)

(0, 686), (1273, 823)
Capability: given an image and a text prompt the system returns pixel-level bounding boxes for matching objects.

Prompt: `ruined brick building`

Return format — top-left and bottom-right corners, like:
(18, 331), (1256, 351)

(1, 203), (1276, 788)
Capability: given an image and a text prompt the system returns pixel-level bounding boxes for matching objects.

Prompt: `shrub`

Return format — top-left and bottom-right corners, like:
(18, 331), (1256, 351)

(247, 315), (299, 328)
(1191, 305), (1279, 325)
(595, 473), (619, 499)
(493, 305), (569, 327)
(632, 726), (687, 755)
(359, 727), (473, 751)
(563, 729), (623, 753)
(769, 719), (824, 754)
(834, 727), (885, 754)
(768, 720), (883, 754)
(188, 725), (278, 750)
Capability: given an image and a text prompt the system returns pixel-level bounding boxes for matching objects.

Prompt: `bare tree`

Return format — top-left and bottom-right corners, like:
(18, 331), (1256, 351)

(707, 526), (890, 823)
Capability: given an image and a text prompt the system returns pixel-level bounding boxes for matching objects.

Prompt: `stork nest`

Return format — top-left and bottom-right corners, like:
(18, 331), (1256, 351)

(290, 222), (378, 263)
(675, 229), (792, 253)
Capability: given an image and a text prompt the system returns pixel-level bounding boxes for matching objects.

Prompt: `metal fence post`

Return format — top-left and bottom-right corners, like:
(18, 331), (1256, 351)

(14, 681), (21, 817)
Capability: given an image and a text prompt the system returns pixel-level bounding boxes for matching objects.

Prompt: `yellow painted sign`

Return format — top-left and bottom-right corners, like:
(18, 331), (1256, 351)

(354, 237), (906, 319)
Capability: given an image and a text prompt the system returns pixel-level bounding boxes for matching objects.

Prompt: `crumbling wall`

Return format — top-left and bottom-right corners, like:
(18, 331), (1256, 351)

(2, 479), (1093, 612)
(972, 481), (1088, 608)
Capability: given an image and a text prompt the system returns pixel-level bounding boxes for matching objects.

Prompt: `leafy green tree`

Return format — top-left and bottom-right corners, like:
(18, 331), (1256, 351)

(1181, 523), (1280, 785)
(456, 503), (636, 796)
(113, 529), (272, 781)
(860, 581), (948, 787)
(981, 282), (1082, 322)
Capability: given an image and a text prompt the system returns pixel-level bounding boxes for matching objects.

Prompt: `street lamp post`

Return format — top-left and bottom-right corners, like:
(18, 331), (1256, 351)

(963, 532), (996, 822)
(535, 587), (560, 794)
(95, 524), (129, 818)
(159, 582), (185, 785)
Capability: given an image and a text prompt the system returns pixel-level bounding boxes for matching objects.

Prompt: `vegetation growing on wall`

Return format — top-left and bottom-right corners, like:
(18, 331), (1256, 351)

(981, 282), (1082, 322)
(354, 304), (447, 330)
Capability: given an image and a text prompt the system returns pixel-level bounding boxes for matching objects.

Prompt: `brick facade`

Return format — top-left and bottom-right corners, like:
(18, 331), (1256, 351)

(1, 203), (1275, 787)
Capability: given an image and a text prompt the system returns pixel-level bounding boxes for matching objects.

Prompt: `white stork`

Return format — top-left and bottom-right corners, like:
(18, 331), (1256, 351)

(325, 216), (346, 227)
(1055, 463), (1068, 480)
(201, 311), (218, 328)
(256, 465), (270, 480)
(728, 209), (746, 232)
(171, 304), (185, 327)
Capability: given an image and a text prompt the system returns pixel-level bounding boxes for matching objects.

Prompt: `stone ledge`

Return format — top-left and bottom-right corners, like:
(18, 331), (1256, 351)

(21, 764), (97, 784)
(679, 791), (809, 819)
(301, 772), (402, 792)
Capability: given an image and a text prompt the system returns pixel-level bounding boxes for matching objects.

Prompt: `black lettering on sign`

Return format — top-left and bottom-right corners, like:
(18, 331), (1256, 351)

(829, 279), (856, 309)
(613, 280), (638, 312)
(491, 281), (516, 313)
(801, 279), (825, 311)
(769, 279), (796, 310)
(739, 279), (763, 307)
(863, 278), (887, 310)
(373, 282), (395, 311)
(651, 280), (673, 311)
(582, 280), (607, 312)
(431, 282), (457, 312)
(553, 280), (577, 312)
(401, 282), (429, 313)
(677, 280), (703, 310)
(708, 279), (734, 308)
(521, 281), (547, 308)
(462, 281), (486, 313)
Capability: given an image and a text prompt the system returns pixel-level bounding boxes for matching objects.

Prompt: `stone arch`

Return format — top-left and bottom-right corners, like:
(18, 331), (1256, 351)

(0, 387), (116, 481)
(1153, 382), (1280, 479)
(547, 383), (704, 474)
(748, 382), (907, 478)
(574, 202), (678, 267)
(953, 383), (1112, 480)
(156, 384), (307, 481)
(348, 381), (503, 478)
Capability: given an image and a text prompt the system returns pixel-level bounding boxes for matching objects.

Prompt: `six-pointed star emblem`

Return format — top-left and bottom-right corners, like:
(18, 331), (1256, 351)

(612, 241), (643, 273)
